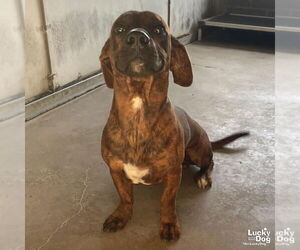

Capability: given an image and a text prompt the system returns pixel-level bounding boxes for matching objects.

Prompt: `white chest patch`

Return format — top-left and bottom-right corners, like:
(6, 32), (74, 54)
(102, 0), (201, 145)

(123, 163), (150, 185)
(131, 96), (143, 111)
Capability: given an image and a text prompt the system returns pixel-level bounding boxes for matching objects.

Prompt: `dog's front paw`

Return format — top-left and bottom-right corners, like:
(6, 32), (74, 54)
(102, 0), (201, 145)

(196, 174), (212, 189)
(103, 216), (128, 232)
(160, 222), (180, 241)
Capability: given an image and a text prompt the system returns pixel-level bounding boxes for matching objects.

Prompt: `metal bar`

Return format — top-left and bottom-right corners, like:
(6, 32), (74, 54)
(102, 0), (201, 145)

(41, 0), (54, 92)
(204, 21), (275, 32)
(277, 15), (300, 20)
(229, 13), (274, 19)
(276, 26), (300, 33)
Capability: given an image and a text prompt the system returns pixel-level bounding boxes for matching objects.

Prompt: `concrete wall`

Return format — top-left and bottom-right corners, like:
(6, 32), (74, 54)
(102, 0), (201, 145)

(224, 0), (275, 10)
(24, 0), (213, 100)
(42, 0), (168, 89)
(170, 0), (210, 40)
(0, 0), (24, 104)
(210, 0), (227, 14)
(25, 0), (51, 101)
(210, 0), (275, 15)
(209, 0), (275, 15)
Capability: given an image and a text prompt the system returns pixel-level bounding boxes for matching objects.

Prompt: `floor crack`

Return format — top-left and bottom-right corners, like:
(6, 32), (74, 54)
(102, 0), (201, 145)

(37, 167), (90, 250)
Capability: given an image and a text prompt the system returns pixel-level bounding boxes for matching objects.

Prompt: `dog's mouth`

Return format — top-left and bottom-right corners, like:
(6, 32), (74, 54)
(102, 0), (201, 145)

(115, 51), (164, 77)
(130, 57), (145, 74)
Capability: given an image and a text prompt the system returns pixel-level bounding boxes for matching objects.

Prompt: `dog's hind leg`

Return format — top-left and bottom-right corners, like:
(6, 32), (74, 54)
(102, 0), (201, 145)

(193, 159), (214, 189)
(186, 143), (214, 189)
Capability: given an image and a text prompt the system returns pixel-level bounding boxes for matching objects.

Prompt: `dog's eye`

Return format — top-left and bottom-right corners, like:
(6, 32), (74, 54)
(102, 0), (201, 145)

(115, 27), (125, 33)
(154, 26), (164, 35)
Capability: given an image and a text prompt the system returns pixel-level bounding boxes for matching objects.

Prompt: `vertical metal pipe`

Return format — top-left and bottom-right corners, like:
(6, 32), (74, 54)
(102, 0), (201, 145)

(40, 0), (55, 92)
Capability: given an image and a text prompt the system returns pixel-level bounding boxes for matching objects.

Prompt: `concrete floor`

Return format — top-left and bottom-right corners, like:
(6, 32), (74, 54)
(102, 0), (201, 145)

(26, 33), (275, 250)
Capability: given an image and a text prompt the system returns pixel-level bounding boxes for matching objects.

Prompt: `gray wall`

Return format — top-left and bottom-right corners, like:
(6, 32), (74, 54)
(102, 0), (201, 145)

(25, 0), (51, 101)
(24, 0), (212, 100)
(223, 0), (274, 10)
(212, 0), (275, 12)
(211, 0), (227, 14)
(170, 0), (210, 40)
(0, 0), (24, 103)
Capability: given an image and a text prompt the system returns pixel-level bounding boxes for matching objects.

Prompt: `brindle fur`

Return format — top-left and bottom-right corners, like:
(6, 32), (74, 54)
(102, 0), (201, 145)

(100, 11), (249, 241)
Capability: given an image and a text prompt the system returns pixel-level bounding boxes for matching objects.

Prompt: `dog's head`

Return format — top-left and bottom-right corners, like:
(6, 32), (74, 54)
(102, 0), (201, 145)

(100, 11), (193, 88)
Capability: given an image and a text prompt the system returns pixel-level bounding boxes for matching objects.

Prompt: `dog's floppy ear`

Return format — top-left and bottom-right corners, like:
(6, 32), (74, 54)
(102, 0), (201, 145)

(170, 36), (193, 86)
(99, 39), (114, 88)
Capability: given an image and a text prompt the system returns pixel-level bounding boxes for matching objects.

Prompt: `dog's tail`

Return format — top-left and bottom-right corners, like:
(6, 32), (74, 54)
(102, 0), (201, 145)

(211, 131), (250, 151)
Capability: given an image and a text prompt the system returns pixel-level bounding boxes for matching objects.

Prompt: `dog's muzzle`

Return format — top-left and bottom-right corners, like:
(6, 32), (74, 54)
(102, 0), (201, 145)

(114, 27), (163, 76)
(126, 28), (151, 49)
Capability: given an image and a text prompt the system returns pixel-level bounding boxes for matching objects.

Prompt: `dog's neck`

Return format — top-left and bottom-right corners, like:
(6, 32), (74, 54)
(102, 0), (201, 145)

(112, 73), (169, 113)
(111, 73), (170, 136)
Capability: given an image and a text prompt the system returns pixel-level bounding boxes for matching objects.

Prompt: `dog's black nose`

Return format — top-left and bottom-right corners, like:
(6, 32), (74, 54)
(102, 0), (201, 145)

(126, 28), (150, 48)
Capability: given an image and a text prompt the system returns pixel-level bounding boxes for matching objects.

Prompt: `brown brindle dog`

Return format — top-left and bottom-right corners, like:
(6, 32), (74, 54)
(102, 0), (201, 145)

(100, 11), (249, 241)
